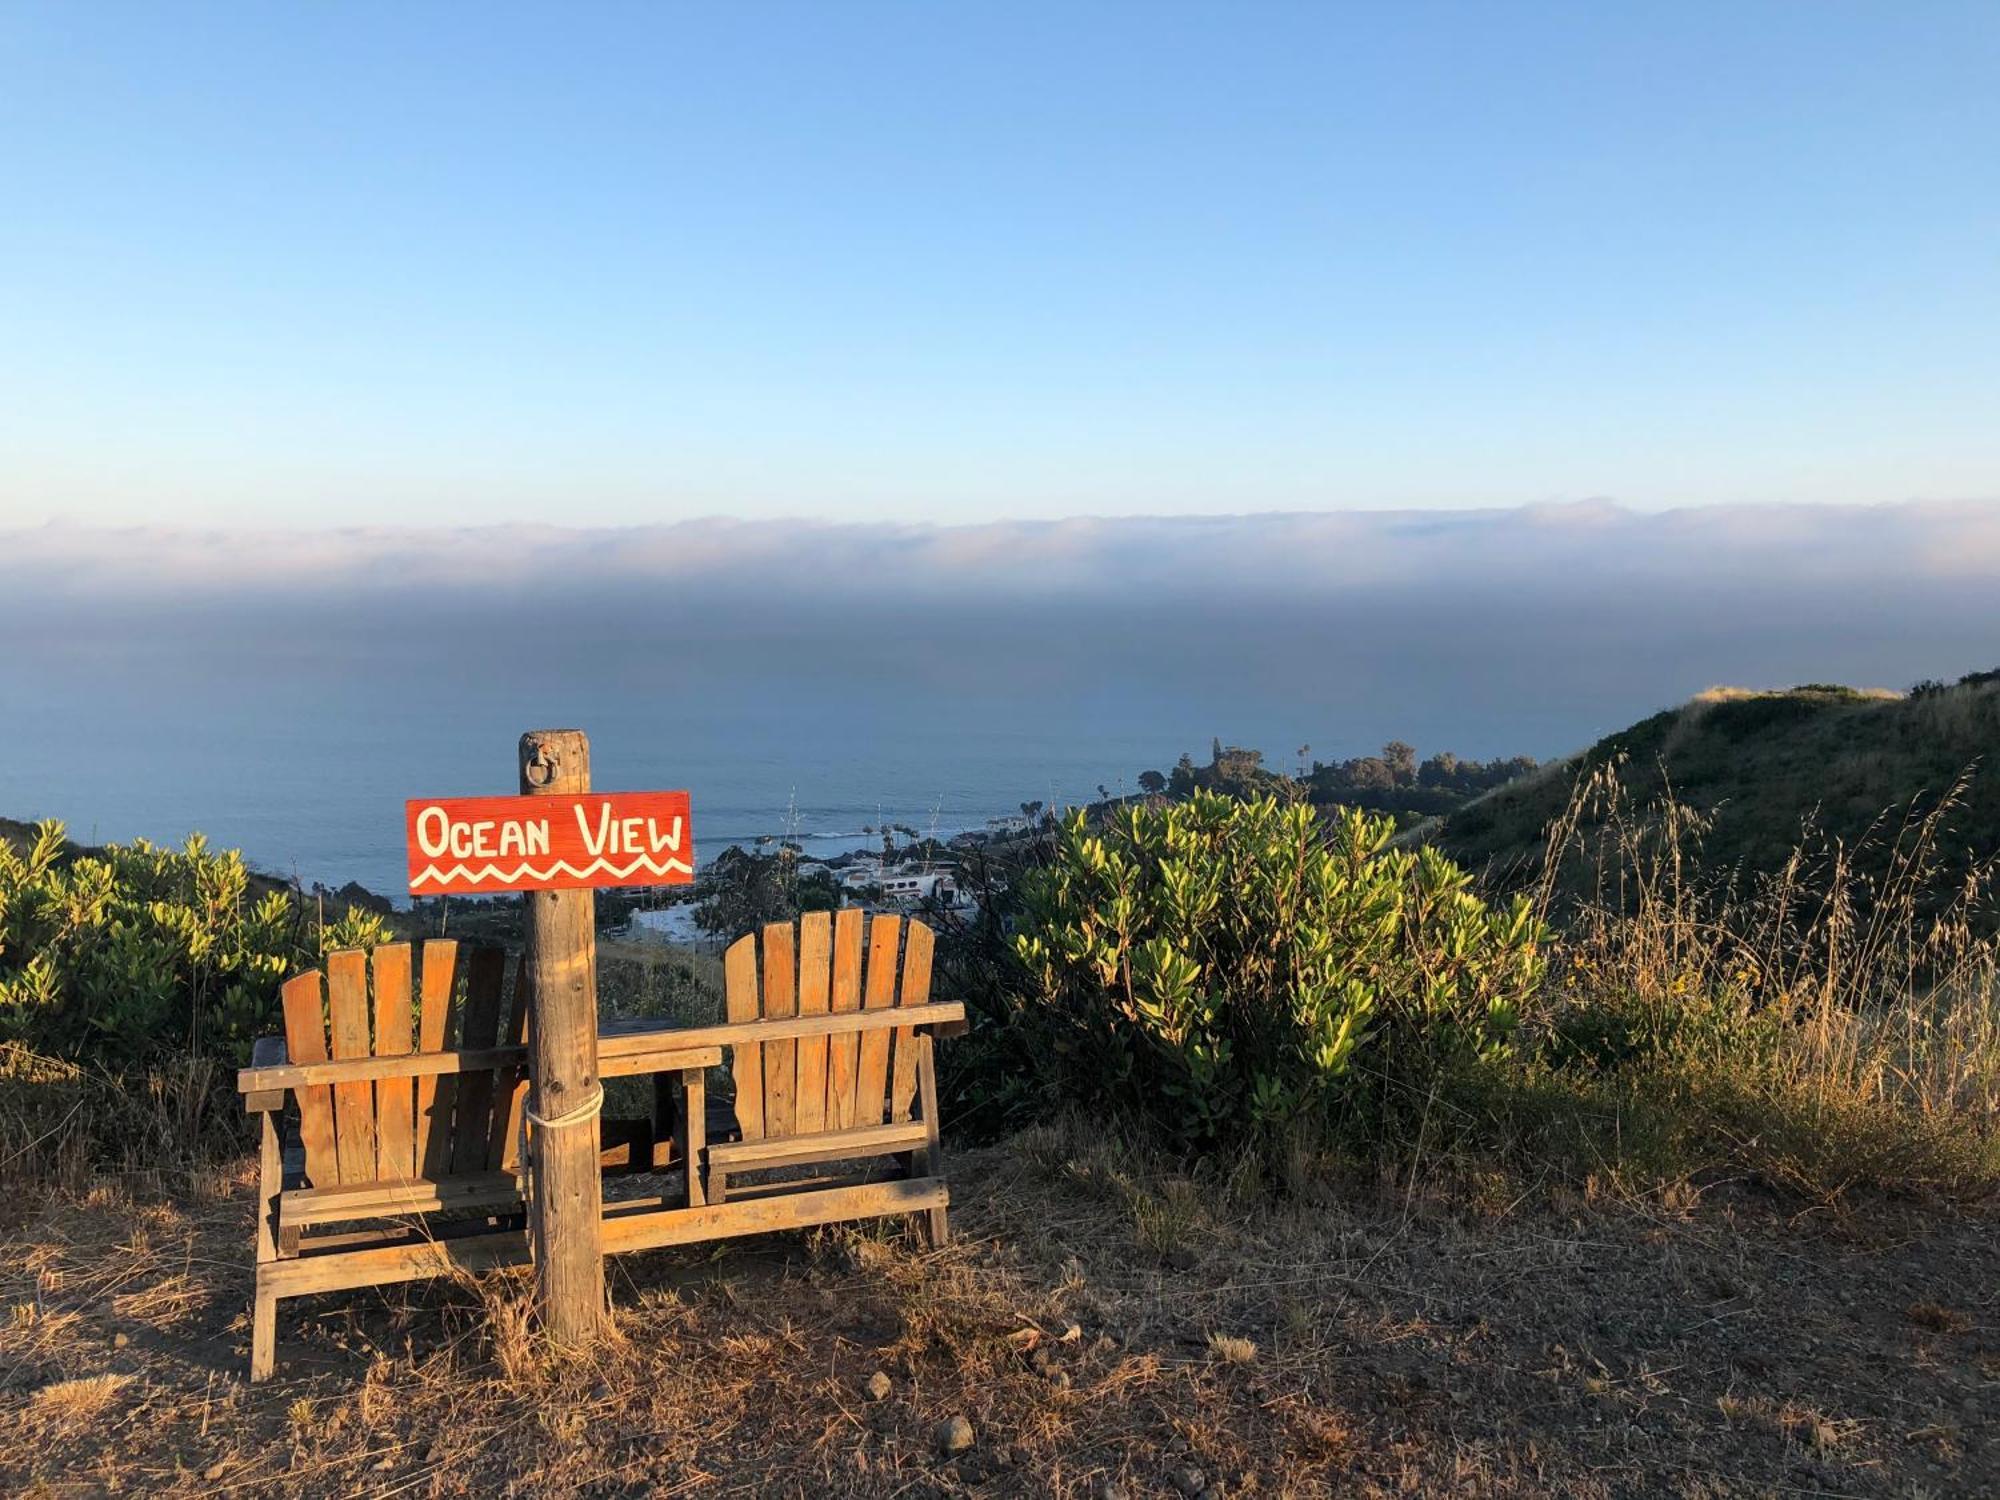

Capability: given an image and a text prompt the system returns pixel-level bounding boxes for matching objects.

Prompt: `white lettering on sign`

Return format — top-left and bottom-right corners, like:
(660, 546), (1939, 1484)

(574, 803), (684, 858)
(412, 805), (551, 862)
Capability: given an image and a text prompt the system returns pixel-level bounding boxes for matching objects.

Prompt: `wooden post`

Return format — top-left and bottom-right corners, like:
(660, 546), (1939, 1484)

(518, 728), (607, 1345)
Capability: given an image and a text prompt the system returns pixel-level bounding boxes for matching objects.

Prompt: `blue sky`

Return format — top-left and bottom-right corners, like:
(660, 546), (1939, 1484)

(2, 2), (1996, 527)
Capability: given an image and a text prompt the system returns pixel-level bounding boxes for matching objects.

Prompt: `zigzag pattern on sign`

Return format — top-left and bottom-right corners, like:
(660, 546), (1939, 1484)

(409, 854), (695, 889)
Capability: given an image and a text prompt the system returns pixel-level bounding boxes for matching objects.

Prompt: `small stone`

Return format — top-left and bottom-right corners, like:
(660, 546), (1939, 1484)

(112, 1331), (130, 1349)
(936, 1414), (975, 1455)
(1173, 1467), (1207, 1497)
(203, 1463), (226, 1482)
(865, 1370), (893, 1401)
(1095, 1483), (1127, 1500)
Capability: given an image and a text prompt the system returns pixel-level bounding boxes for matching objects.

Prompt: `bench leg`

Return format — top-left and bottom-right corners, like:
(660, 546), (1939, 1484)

(678, 1067), (707, 1209)
(252, 1115), (282, 1381)
(251, 1285), (279, 1383)
(916, 1036), (949, 1247)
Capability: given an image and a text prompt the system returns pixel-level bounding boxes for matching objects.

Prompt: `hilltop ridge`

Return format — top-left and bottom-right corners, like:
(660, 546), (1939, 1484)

(1436, 675), (2000, 892)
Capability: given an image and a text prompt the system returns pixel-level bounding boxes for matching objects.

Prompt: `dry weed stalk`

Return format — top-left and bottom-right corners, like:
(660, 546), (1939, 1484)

(1523, 760), (2000, 1195)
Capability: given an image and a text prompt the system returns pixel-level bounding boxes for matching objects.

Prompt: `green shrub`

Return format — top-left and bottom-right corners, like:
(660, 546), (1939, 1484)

(1010, 792), (1546, 1152)
(0, 820), (387, 1068)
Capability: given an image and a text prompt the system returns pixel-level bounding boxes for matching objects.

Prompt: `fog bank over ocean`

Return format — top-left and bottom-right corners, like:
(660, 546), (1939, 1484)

(4, 502), (1997, 896)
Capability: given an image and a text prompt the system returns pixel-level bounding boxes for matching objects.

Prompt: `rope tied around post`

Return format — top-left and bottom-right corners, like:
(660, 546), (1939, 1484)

(525, 1081), (605, 1131)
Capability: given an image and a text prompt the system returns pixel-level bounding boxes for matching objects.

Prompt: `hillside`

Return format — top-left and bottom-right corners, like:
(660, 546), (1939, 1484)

(1437, 678), (2000, 893)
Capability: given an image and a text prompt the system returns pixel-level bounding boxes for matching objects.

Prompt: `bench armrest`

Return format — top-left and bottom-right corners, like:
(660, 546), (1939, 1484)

(598, 1001), (967, 1061)
(243, 1035), (289, 1113)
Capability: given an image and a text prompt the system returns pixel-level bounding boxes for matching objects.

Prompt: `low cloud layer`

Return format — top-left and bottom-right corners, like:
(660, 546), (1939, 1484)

(6, 501), (1999, 779)
(7, 500), (2000, 609)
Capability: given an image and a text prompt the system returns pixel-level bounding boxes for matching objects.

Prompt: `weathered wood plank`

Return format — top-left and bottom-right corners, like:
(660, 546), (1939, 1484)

(260, 1177), (950, 1299)
(280, 1171), (522, 1230)
(724, 933), (763, 1141)
(238, 1017), (969, 1095)
(793, 911), (832, 1133)
(917, 1031), (949, 1244)
(416, 939), (459, 1179)
(889, 920), (934, 1124)
(489, 955), (531, 1171)
(325, 950), (377, 1185)
(760, 921), (798, 1137)
(827, 908), (864, 1130)
(707, 1118), (926, 1173)
(370, 943), (417, 1180)
(853, 915), (901, 1127)
(680, 1066), (706, 1208)
(600, 1177), (949, 1256)
(451, 946), (505, 1175)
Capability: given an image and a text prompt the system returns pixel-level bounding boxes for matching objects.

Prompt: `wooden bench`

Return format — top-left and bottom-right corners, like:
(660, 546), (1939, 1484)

(706, 911), (952, 1243)
(237, 921), (962, 1381)
(239, 938), (718, 1381)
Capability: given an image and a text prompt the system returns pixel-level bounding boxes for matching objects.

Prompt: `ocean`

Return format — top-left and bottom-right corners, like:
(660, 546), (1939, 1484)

(0, 622), (1350, 900)
(12, 508), (1997, 901)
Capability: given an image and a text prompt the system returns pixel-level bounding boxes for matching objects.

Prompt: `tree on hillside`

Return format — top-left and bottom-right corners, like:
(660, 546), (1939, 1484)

(1382, 740), (1417, 785)
(1419, 751), (1460, 788)
(1169, 755), (1197, 795)
(1138, 769), (1167, 795)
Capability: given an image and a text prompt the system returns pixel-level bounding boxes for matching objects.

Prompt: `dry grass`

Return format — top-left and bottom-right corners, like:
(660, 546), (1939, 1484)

(2, 1122), (1996, 1497)
(1469, 762), (2000, 1202)
(27, 1374), (134, 1433)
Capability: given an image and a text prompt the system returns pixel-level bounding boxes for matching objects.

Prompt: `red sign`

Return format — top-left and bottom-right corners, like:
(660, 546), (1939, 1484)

(404, 791), (695, 896)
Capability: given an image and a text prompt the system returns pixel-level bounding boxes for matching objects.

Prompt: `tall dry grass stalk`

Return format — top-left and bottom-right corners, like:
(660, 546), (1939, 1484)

(0, 1041), (232, 1196)
(1519, 761), (2000, 1197)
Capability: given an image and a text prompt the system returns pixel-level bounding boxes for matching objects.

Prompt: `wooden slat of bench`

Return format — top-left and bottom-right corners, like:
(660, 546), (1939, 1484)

(279, 1171), (523, 1231)
(760, 921), (797, 1137)
(601, 1004), (964, 1057)
(724, 934), (763, 1141)
(601, 1178), (949, 1255)
(707, 1119), (927, 1174)
(451, 947), (506, 1175)
(890, 920), (933, 1124)
(280, 973), (338, 1188)
(853, 914), (900, 1127)
(262, 1179), (949, 1299)
(794, 912), (832, 1133)
(326, 950), (378, 1185)
(598, 1043), (723, 1079)
(372, 943), (416, 1180)
(238, 1039), (731, 1093)
(416, 939), (459, 1179)
(488, 955), (531, 1171)
(261, 1225), (529, 1297)
(826, 909), (865, 1130)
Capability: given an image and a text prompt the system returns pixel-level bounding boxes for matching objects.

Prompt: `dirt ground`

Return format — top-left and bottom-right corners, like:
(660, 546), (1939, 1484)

(3, 1131), (1995, 1498)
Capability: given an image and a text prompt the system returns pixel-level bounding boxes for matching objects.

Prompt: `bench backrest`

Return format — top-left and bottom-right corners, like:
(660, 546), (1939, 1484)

(279, 940), (529, 1188)
(724, 912), (934, 1141)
